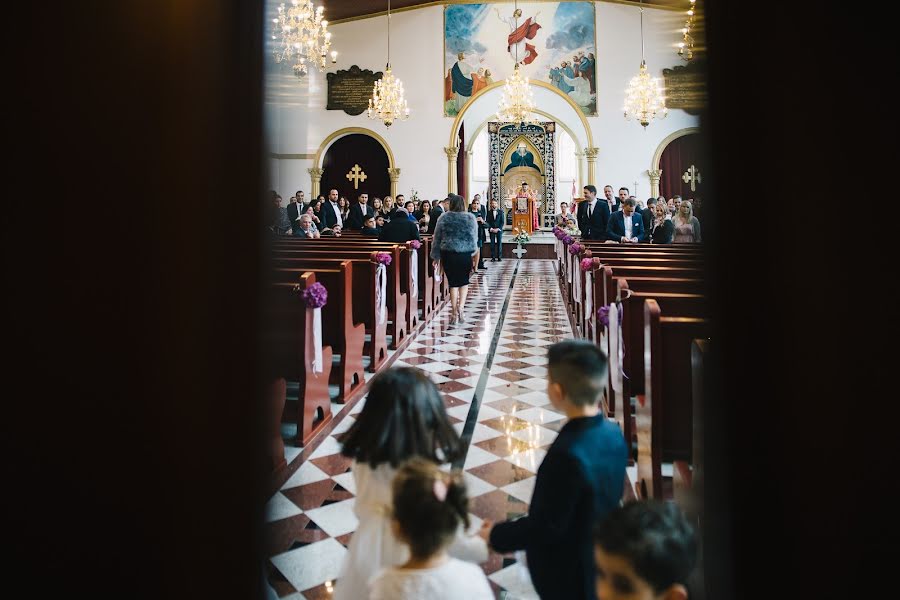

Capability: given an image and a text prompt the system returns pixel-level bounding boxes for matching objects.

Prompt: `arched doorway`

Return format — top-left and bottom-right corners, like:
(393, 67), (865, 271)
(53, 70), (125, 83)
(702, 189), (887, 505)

(319, 134), (391, 202)
(651, 128), (704, 214)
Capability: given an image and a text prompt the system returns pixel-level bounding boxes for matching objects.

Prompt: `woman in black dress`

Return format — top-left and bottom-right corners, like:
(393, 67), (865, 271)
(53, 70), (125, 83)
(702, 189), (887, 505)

(429, 194), (478, 324)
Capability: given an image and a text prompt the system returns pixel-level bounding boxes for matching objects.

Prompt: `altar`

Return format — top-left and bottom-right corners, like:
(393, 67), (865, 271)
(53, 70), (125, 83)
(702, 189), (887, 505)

(511, 194), (537, 235)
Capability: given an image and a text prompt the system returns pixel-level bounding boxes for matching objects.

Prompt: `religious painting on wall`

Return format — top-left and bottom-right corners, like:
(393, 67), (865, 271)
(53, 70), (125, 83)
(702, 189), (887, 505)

(444, 2), (597, 117)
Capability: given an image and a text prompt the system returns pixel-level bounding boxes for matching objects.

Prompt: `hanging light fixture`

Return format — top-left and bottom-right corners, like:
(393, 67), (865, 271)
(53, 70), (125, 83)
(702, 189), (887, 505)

(497, 1), (536, 124)
(623, 1), (668, 128)
(367, 0), (409, 127)
(271, 0), (338, 79)
(678, 0), (697, 60)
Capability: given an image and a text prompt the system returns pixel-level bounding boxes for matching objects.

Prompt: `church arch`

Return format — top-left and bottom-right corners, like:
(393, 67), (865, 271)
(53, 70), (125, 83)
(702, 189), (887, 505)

(648, 127), (700, 197)
(448, 80), (594, 150)
(315, 127), (396, 169)
(313, 127), (398, 197)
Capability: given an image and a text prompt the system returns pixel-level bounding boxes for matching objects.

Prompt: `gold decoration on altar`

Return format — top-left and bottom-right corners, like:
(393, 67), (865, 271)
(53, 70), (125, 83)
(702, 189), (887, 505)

(345, 164), (367, 189)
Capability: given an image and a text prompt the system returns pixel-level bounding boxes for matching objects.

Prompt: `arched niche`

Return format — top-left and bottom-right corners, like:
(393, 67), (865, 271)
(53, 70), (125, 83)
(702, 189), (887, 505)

(311, 127), (400, 197)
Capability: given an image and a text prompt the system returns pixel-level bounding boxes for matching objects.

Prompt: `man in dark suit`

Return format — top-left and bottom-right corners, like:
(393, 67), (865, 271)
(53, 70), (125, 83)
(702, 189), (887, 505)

(602, 185), (620, 214)
(286, 191), (303, 225)
(641, 197), (657, 233)
(607, 197), (647, 243)
(577, 184), (611, 240)
(346, 192), (374, 230)
(485, 198), (504, 262)
(486, 340), (628, 600)
(320, 188), (343, 230)
(378, 207), (420, 243)
(429, 198), (444, 228)
(470, 196), (488, 269)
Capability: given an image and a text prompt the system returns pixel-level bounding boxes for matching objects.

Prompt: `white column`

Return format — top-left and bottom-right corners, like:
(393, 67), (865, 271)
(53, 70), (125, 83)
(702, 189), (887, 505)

(445, 146), (459, 195)
(388, 168), (401, 197)
(584, 147), (599, 186)
(648, 169), (662, 198)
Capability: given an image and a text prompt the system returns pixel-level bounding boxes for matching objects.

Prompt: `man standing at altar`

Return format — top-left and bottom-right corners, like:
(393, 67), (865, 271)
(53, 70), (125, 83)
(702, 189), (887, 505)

(511, 181), (539, 231)
(578, 184), (611, 241)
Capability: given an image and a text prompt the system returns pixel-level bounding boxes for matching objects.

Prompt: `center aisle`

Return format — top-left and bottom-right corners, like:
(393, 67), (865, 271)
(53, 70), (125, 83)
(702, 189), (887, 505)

(265, 260), (574, 600)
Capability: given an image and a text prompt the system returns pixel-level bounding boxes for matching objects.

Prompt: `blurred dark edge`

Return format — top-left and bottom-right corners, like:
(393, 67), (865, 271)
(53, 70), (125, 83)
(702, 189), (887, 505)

(3, 1), (890, 599)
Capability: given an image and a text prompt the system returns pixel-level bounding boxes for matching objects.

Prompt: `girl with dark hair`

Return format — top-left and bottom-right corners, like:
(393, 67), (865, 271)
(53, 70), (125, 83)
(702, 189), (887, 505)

(368, 459), (493, 600)
(332, 368), (488, 600)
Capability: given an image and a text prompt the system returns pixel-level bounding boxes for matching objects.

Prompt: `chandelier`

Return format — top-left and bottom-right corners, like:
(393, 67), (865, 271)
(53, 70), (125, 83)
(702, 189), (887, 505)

(497, 1), (536, 124)
(367, 0), (409, 127)
(678, 0), (697, 60)
(623, 2), (667, 128)
(271, 0), (338, 78)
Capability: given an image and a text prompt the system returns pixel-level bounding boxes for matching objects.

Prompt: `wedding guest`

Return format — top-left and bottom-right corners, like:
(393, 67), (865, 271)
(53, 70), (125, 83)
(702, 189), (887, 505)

(321, 188), (343, 230)
(332, 368), (487, 600)
(430, 197), (444, 227)
(649, 201), (674, 244)
(641, 198), (657, 233)
(486, 340), (627, 600)
(338, 196), (350, 221)
(556, 201), (572, 225)
(303, 200), (322, 228)
(602, 185), (620, 213)
(273, 194), (291, 235)
(415, 200), (433, 234)
(404, 200), (418, 223)
(430, 194), (478, 324)
(286, 192), (301, 224)
(347, 192), (376, 230)
(594, 501), (697, 600)
(292, 213), (320, 239)
(361, 216), (380, 237)
(369, 458), (493, 600)
(577, 185), (611, 240)
(379, 207), (421, 243)
(667, 198), (677, 216)
(381, 196), (396, 221)
(616, 188), (629, 212)
(486, 198), (504, 262)
(606, 197), (646, 243)
(673, 201), (702, 243)
(469, 197), (487, 270)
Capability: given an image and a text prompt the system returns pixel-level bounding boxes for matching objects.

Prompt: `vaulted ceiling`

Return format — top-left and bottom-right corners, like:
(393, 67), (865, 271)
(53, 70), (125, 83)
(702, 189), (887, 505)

(317, 0), (687, 24)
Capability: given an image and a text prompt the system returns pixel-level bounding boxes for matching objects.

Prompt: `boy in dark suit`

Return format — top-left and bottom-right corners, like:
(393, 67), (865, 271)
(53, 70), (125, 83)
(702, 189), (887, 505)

(485, 198), (504, 261)
(606, 197), (647, 243)
(485, 340), (628, 600)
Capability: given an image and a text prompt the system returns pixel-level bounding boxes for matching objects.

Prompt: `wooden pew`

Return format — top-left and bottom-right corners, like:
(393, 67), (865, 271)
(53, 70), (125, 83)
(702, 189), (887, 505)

(272, 245), (409, 349)
(262, 273), (333, 448)
(269, 262), (365, 402)
(673, 338), (707, 521)
(637, 299), (711, 500)
(270, 256), (388, 375)
(274, 238), (426, 332)
(615, 284), (707, 459)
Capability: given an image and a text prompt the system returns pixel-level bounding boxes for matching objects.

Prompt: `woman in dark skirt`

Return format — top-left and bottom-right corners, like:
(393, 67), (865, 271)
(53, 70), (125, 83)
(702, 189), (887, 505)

(429, 194), (478, 324)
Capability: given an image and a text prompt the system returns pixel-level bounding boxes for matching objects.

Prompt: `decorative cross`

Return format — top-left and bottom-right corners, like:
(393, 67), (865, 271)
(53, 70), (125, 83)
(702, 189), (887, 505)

(682, 165), (701, 191)
(345, 164), (367, 189)
(513, 243), (527, 259)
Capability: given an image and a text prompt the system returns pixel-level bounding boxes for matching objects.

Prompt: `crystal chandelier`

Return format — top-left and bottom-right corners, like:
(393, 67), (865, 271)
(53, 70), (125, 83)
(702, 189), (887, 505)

(678, 0), (697, 60)
(623, 2), (667, 128)
(271, 0), (338, 79)
(497, 1), (536, 124)
(367, 0), (409, 127)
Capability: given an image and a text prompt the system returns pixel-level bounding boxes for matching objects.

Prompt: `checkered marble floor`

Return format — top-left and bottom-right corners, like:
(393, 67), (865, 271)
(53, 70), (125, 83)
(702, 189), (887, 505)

(266, 260), (574, 599)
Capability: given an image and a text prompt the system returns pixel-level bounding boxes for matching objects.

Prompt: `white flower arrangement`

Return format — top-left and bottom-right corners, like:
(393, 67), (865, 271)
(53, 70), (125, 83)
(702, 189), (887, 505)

(512, 228), (531, 244)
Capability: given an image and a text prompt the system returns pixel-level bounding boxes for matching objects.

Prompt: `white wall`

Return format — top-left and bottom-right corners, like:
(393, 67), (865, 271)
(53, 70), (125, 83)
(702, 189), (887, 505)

(264, 2), (700, 201)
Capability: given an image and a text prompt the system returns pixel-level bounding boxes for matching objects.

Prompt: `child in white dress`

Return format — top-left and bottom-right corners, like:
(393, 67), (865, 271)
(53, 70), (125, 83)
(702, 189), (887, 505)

(368, 458), (494, 600)
(332, 368), (490, 600)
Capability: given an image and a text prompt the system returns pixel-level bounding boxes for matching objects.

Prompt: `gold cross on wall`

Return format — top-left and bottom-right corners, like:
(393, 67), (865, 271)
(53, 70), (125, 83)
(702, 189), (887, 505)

(682, 165), (702, 192)
(345, 164), (367, 189)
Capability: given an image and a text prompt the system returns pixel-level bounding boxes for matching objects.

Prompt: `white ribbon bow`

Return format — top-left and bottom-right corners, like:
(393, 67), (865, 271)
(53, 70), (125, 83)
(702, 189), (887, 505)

(410, 249), (418, 298)
(573, 258), (582, 304)
(306, 307), (324, 374)
(433, 261), (442, 284)
(585, 269), (593, 320)
(608, 303), (626, 394)
(375, 263), (387, 324)
(567, 252), (573, 283)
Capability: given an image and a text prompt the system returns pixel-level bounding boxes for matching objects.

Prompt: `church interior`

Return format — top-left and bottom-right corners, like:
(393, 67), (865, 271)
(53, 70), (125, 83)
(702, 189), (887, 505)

(7, 2), (879, 600)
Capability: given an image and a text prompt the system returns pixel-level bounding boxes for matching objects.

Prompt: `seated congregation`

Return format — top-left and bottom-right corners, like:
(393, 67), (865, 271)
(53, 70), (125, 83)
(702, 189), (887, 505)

(263, 185), (707, 599)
